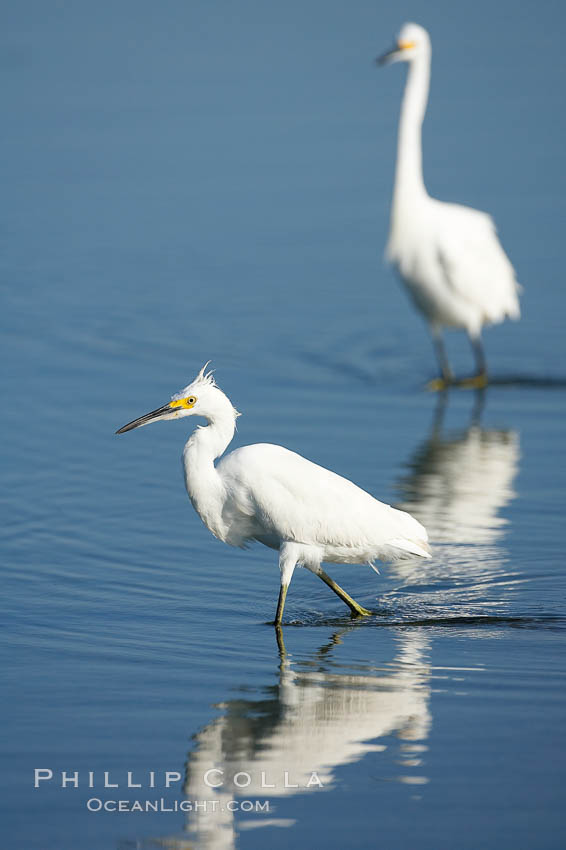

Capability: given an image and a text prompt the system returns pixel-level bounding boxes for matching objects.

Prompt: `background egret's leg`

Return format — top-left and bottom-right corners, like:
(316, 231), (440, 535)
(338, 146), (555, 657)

(471, 335), (487, 379)
(458, 334), (488, 388)
(306, 564), (372, 617)
(434, 334), (453, 381)
(427, 329), (453, 391)
(274, 543), (298, 626)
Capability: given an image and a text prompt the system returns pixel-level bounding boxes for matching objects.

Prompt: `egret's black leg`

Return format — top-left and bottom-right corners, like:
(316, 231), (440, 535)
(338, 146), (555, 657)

(273, 543), (298, 626)
(274, 584), (288, 626)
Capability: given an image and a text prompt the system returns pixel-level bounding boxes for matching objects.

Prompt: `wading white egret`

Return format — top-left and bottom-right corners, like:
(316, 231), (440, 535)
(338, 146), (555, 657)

(378, 23), (521, 389)
(116, 365), (431, 625)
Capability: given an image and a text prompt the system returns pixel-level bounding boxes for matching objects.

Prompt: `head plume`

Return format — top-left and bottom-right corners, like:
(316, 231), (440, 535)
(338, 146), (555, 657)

(172, 361), (215, 400)
(172, 362), (241, 420)
(193, 361), (217, 390)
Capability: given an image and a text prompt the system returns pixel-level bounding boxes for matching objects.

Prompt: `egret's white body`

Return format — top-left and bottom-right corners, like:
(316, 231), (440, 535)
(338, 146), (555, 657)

(117, 365), (431, 624)
(379, 23), (521, 385)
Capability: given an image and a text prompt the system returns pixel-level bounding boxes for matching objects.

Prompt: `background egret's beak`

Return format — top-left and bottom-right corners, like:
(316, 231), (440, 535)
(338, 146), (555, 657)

(116, 403), (174, 434)
(376, 45), (400, 66)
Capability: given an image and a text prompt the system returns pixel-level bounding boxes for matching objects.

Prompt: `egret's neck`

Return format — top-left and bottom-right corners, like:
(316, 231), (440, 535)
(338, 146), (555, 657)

(182, 407), (236, 541)
(393, 53), (430, 207)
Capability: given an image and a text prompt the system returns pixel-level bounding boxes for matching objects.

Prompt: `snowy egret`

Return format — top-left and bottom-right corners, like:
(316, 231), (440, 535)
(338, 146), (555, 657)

(116, 365), (431, 624)
(378, 23), (521, 389)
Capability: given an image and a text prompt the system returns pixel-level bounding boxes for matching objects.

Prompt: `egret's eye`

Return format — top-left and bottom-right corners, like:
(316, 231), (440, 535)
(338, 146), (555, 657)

(170, 395), (198, 410)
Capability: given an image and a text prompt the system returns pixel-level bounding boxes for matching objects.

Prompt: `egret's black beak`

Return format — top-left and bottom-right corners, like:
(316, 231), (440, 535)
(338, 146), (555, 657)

(376, 45), (399, 66)
(116, 403), (173, 434)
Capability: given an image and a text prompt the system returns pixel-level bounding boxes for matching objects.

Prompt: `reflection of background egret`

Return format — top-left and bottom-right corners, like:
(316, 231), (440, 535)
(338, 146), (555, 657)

(176, 629), (431, 850)
(391, 394), (521, 613)
(116, 365), (430, 625)
(378, 23), (521, 388)
(396, 395), (520, 545)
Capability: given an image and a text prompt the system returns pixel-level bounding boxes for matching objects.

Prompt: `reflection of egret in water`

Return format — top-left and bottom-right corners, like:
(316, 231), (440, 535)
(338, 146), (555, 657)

(397, 395), (519, 545)
(391, 393), (521, 612)
(154, 629), (431, 850)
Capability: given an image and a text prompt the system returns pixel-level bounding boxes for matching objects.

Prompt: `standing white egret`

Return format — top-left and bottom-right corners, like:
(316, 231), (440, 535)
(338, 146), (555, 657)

(116, 364), (431, 625)
(378, 23), (521, 389)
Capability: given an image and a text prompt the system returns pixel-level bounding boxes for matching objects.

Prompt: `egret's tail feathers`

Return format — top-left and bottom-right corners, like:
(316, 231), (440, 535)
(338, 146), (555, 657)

(389, 537), (432, 559)
(507, 299), (521, 320)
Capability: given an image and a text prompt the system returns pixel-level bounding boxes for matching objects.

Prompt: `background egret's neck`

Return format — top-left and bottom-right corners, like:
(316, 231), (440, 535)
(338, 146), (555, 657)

(393, 53), (430, 204)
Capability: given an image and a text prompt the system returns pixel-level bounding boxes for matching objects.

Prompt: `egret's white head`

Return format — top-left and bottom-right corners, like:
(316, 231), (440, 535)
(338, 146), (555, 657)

(377, 22), (430, 66)
(116, 363), (240, 434)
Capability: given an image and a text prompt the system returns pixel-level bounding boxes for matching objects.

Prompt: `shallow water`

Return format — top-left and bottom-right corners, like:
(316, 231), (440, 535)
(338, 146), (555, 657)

(2, 1), (566, 848)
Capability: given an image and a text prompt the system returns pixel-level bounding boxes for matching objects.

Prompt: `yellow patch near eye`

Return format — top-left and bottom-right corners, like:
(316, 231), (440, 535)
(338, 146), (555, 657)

(398, 40), (416, 49)
(170, 397), (196, 410)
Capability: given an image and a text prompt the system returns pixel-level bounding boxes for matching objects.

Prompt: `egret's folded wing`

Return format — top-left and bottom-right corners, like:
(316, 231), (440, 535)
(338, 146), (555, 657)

(435, 203), (520, 323)
(218, 444), (428, 556)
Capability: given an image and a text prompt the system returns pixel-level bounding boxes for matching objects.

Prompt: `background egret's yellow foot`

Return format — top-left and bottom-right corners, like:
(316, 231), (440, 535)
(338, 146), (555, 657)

(457, 373), (488, 390)
(426, 376), (451, 392)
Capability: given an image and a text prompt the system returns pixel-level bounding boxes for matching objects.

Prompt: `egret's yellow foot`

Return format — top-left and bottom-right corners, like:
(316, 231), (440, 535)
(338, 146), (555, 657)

(349, 603), (373, 618)
(426, 378), (452, 393)
(426, 376), (451, 392)
(456, 372), (488, 390)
